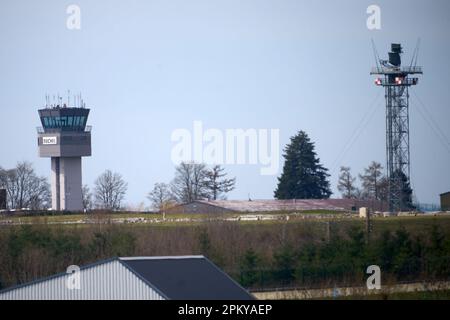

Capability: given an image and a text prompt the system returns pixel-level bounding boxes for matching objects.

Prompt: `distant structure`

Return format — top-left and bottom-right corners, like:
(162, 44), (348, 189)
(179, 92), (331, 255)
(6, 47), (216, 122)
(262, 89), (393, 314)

(0, 256), (254, 300)
(37, 94), (92, 211)
(0, 189), (6, 210)
(371, 43), (422, 212)
(441, 192), (450, 211)
(164, 199), (387, 214)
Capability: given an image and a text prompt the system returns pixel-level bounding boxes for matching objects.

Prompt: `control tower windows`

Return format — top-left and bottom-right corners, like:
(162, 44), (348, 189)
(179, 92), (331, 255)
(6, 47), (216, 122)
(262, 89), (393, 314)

(41, 116), (88, 130)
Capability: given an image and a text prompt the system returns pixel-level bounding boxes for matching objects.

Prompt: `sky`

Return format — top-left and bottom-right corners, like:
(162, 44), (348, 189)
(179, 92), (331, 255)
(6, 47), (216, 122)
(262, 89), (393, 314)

(0, 0), (449, 208)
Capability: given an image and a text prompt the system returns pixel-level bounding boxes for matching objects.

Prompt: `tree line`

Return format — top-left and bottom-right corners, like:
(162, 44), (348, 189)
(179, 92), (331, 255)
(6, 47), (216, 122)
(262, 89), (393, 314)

(273, 130), (414, 210)
(1, 129), (415, 211)
(84, 162), (237, 211)
(237, 224), (449, 288)
(337, 162), (413, 209)
(0, 161), (236, 212)
(0, 220), (448, 290)
(147, 163), (236, 211)
(0, 162), (129, 211)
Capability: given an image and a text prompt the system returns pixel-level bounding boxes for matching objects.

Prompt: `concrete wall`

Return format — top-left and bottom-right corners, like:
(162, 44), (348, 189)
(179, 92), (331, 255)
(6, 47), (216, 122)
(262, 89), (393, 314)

(60, 157), (83, 211)
(51, 157), (60, 210)
(51, 157), (83, 211)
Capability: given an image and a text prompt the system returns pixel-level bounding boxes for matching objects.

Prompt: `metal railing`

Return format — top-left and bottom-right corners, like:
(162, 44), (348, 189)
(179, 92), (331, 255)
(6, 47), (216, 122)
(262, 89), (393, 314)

(370, 66), (423, 75)
(36, 126), (92, 133)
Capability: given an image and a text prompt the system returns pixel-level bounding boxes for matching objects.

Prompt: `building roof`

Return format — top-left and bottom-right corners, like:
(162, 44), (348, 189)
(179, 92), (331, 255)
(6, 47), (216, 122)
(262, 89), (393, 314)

(0, 256), (253, 300)
(120, 256), (253, 300)
(195, 199), (383, 212)
(440, 192), (450, 196)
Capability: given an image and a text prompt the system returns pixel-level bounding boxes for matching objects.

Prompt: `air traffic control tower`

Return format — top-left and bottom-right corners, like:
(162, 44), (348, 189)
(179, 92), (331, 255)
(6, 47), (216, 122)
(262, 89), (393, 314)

(37, 99), (92, 211)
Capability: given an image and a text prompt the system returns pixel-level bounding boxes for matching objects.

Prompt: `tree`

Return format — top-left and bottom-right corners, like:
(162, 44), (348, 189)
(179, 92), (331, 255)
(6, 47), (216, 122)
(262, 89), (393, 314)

(0, 162), (50, 210)
(392, 170), (414, 210)
(274, 131), (331, 199)
(94, 170), (127, 210)
(337, 166), (357, 199)
(170, 162), (209, 203)
(273, 244), (296, 284)
(147, 182), (175, 211)
(239, 248), (261, 287)
(198, 228), (212, 256)
(82, 185), (93, 211)
(204, 165), (236, 200)
(359, 161), (384, 200)
(28, 176), (51, 210)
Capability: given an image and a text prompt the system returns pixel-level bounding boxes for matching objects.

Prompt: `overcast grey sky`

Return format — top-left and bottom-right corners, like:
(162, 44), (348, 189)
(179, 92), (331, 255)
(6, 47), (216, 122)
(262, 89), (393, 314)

(1, 0), (449, 207)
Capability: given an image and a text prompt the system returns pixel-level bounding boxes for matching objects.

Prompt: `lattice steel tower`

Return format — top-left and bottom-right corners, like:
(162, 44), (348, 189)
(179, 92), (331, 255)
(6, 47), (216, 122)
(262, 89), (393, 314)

(370, 43), (422, 212)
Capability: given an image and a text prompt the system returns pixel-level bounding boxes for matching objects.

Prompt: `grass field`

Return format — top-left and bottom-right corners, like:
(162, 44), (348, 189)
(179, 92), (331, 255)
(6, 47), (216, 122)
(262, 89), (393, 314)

(1, 211), (449, 237)
(0, 212), (212, 224)
(333, 289), (450, 300)
(1, 210), (449, 227)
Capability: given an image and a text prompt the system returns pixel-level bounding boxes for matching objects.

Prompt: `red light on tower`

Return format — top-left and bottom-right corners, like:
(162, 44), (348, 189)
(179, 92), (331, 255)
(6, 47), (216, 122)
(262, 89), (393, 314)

(375, 78), (382, 85)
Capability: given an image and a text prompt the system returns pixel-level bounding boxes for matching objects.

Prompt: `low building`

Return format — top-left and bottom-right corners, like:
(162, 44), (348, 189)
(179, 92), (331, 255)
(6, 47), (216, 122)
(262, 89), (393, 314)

(440, 192), (450, 211)
(165, 199), (388, 214)
(0, 256), (253, 300)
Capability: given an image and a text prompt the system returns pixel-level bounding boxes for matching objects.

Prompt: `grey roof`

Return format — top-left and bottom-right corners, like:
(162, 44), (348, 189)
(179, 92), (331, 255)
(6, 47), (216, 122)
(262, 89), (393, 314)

(120, 256), (254, 300)
(0, 256), (253, 300)
(195, 199), (386, 212)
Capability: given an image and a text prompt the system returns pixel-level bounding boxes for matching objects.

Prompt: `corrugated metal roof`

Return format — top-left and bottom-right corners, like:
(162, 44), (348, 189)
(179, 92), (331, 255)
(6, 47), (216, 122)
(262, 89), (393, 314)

(0, 259), (164, 300)
(0, 256), (253, 300)
(195, 199), (384, 212)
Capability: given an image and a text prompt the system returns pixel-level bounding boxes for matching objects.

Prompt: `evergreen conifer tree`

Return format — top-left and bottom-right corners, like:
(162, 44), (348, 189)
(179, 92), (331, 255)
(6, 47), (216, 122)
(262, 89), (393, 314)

(274, 131), (331, 199)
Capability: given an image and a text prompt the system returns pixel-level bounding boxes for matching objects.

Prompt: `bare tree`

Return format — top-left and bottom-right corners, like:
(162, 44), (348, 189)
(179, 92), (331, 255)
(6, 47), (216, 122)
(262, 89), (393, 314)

(147, 182), (175, 211)
(94, 170), (127, 210)
(170, 162), (208, 203)
(204, 165), (236, 200)
(28, 176), (51, 210)
(82, 184), (93, 211)
(337, 166), (357, 199)
(359, 161), (384, 200)
(0, 162), (50, 210)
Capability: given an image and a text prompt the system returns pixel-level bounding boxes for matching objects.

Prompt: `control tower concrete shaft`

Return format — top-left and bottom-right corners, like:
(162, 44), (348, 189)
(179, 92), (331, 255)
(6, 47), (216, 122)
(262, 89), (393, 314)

(37, 103), (92, 211)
